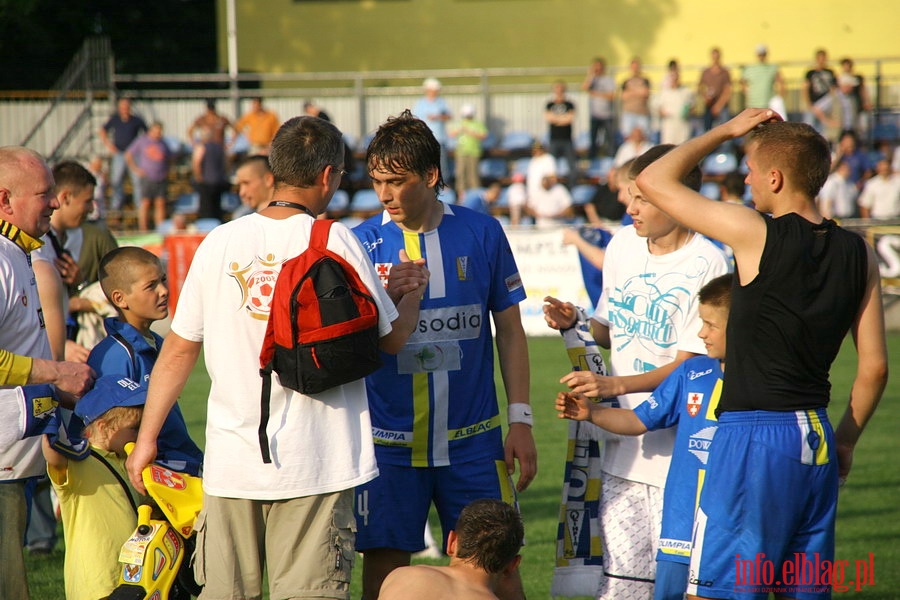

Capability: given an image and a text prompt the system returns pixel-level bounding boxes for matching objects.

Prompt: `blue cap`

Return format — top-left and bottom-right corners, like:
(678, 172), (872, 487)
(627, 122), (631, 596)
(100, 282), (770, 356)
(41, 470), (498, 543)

(74, 376), (146, 427)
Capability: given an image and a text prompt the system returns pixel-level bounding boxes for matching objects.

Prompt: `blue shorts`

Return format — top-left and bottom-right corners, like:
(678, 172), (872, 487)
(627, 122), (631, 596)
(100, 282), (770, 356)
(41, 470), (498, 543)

(354, 457), (516, 553)
(688, 409), (837, 600)
(654, 560), (688, 600)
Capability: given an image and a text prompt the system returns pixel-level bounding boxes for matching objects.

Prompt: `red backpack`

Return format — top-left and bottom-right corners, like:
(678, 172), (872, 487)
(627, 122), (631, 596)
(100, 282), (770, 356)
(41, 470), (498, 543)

(258, 219), (381, 462)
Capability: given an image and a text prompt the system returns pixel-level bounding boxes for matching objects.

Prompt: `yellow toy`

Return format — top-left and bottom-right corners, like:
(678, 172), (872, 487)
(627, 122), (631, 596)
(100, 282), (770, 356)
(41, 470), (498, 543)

(109, 444), (203, 600)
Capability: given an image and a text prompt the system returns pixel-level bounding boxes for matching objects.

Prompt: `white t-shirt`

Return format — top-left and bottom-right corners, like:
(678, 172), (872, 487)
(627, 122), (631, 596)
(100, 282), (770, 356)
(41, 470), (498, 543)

(528, 183), (573, 226)
(592, 226), (730, 487)
(0, 232), (52, 480)
(171, 213), (397, 500)
(858, 174), (900, 219)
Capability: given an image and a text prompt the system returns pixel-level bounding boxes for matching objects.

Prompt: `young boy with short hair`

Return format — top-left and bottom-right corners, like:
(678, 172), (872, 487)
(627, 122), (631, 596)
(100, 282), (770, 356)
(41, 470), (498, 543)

(556, 273), (733, 600)
(88, 246), (202, 476)
(42, 375), (147, 600)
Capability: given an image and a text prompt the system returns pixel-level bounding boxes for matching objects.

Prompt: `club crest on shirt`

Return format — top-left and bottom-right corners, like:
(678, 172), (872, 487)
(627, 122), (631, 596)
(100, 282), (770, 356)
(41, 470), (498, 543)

(687, 391), (703, 417)
(456, 256), (469, 281)
(227, 253), (283, 320)
(375, 262), (392, 289)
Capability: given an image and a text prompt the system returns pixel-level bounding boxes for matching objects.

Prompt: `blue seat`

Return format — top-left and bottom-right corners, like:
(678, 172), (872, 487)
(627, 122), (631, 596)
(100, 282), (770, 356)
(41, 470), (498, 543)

(873, 122), (899, 142)
(571, 184), (597, 206)
(440, 188), (457, 205)
(327, 189), (350, 213)
(500, 131), (534, 153)
(511, 157), (531, 178)
(575, 130), (592, 154)
(351, 188), (382, 213)
(481, 131), (499, 152)
(585, 156), (615, 181)
(700, 181), (720, 201)
(462, 188), (487, 208)
(220, 191), (241, 213)
(478, 157), (508, 181)
(172, 192), (199, 215)
(229, 134), (250, 155)
(194, 218), (222, 233)
(703, 152), (738, 176)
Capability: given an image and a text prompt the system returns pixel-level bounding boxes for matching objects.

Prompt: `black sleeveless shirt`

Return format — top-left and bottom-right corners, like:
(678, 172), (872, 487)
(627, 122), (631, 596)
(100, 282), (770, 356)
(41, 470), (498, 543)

(719, 213), (868, 413)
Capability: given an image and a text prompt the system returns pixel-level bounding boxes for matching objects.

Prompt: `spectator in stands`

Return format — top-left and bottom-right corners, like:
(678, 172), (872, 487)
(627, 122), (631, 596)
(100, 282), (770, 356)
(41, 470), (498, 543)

(86, 155), (108, 221)
(584, 164), (626, 225)
(413, 77), (453, 180)
(719, 171), (751, 207)
(187, 98), (234, 145)
(858, 158), (900, 219)
(832, 131), (872, 189)
(812, 73), (862, 147)
(818, 159), (859, 219)
(234, 96), (280, 155)
(232, 154), (274, 219)
(660, 59), (680, 91)
(582, 58), (617, 158)
(125, 121), (173, 232)
(303, 99), (332, 122)
(526, 141), (557, 202)
(613, 127), (653, 168)
(619, 57), (652, 138)
(840, 58), (874, 138)
(545, 81), (578, 184)
(449, 103), (488, 200)
(658, 64), (694, 145)
(98, 97), (147, 221)
(507, 172), (529, 226)
(804, 49), (837, 133)
(462, 181), (502, 215)
(698, 47), (733, 132)
(528, 174), (573, 227)
(741, 45), (784, 112)
(191, 125), (229, 222)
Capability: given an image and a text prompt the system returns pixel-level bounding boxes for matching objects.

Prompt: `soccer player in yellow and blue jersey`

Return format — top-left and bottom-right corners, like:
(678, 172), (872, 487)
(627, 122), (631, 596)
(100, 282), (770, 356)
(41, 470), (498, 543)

(352, 110), (537, 600)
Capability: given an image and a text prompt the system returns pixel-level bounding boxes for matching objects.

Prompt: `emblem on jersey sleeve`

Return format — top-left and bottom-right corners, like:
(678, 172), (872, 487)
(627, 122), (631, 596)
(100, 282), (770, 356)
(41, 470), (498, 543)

(505, 272), (523, 293)
(687, 392), (703, 417)
(375, 263), (392, 288)
(227, 253), (283, 320)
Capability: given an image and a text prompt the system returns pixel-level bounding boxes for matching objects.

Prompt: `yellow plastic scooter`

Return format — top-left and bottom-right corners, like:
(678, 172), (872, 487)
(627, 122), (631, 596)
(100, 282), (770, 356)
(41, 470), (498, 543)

(109, 443), (203, 600)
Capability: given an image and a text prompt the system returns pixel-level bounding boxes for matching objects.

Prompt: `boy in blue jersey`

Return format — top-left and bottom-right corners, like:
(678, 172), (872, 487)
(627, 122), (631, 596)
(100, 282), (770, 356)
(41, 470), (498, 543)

(87, 246), (202, 476)
(352, 110), (537, 600)
(556, 273), (732, 600)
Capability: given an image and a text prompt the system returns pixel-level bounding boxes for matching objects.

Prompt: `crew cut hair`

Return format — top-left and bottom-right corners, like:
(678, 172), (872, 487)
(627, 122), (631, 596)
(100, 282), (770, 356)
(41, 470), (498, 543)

(269, 116), (344, 189)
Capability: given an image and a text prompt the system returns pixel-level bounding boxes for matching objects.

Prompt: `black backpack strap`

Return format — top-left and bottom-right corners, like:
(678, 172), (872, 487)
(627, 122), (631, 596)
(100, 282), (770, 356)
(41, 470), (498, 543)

(258, 363), (273, 463)
(90, 448), (139, 514)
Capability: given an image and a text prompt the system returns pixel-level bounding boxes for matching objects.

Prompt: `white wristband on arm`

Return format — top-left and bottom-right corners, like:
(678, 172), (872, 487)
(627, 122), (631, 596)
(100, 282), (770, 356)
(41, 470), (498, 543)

(507, 403), (534, 427)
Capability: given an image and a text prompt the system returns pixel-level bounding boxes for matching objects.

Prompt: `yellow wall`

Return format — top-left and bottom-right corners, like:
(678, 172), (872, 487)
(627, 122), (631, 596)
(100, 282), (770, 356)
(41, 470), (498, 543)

(218, 0), (897, 82)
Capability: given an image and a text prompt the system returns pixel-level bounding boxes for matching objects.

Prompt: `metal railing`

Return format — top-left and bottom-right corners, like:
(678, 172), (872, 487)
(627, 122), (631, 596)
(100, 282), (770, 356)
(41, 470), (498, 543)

(3, 39), (900, 160)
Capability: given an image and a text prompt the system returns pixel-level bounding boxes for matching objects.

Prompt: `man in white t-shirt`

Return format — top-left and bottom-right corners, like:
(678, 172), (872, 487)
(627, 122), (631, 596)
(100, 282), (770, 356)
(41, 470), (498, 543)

(858, 158), (900, 219)
(544, 145), (729, 599)
(125, 117), (427, 600)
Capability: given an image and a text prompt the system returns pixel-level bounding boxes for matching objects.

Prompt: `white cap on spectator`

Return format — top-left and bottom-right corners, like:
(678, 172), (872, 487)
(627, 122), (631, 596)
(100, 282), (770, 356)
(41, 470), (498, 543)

(423, 78), (442, 91)
(460, 104), (476, 118)
(755, 44), (768, 56)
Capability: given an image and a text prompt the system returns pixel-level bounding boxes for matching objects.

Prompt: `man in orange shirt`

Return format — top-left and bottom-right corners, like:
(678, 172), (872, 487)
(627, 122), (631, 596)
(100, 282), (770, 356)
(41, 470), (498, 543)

(235, 97), (280, 155)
